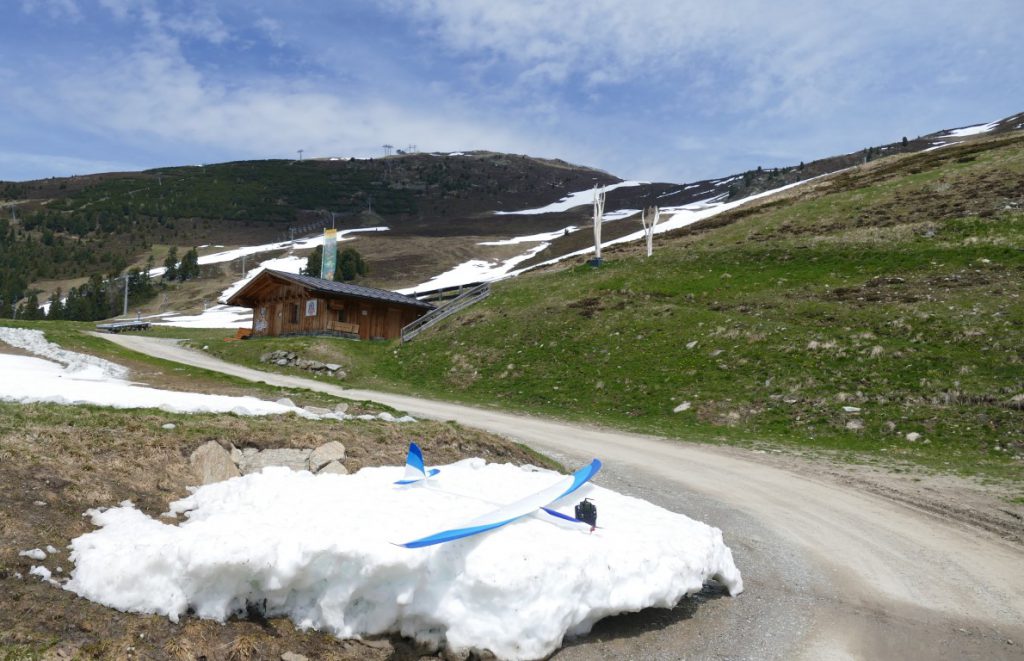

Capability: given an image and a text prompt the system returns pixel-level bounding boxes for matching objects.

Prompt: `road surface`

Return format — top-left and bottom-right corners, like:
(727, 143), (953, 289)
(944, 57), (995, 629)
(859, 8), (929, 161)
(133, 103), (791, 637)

(95, 333), (1024, 660)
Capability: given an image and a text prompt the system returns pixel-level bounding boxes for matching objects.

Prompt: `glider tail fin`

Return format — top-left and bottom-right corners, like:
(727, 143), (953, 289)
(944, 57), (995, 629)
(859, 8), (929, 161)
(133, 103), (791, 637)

(394, 442), (440, 485)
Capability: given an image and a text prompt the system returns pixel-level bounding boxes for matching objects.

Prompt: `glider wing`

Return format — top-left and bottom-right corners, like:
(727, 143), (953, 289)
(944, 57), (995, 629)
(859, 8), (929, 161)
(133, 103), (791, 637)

(397, 458), (602, 548)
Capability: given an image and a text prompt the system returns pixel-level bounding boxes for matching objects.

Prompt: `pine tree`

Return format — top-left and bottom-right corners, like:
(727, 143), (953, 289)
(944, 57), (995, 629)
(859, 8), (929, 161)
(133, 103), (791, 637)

(163, 246), (178, 281)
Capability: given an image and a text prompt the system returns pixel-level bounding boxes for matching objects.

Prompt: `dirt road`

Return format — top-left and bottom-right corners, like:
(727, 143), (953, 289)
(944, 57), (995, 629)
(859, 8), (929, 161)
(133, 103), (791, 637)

(95, 333), (1024, 659)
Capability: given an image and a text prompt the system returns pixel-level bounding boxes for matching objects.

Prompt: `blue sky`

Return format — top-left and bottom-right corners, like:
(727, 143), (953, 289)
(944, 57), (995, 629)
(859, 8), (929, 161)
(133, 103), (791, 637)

(2, 0), (1021, 184)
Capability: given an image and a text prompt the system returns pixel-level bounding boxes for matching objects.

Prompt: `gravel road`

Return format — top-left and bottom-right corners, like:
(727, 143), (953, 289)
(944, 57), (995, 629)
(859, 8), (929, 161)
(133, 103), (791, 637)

(94, 333), (1024, 659)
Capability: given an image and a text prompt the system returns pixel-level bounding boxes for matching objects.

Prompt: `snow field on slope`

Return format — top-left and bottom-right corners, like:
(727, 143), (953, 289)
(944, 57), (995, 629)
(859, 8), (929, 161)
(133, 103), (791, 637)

(65, 460), (742, 660)
(0, 327), (412, 422)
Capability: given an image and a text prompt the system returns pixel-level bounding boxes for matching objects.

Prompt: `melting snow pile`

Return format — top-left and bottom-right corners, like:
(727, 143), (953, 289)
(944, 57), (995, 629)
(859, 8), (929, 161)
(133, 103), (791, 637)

(64, 460), (742, 660)
(0, 327), (412, 423)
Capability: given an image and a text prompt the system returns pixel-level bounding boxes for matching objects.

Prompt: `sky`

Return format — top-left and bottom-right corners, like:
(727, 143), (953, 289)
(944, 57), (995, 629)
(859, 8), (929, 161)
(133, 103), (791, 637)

(1, 0), (1021, 184)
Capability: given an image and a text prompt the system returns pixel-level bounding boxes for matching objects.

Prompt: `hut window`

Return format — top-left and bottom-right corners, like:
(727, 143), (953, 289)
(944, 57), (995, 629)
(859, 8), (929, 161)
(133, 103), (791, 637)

(290, 304), (299, 324)
(337, 307), (346, 323)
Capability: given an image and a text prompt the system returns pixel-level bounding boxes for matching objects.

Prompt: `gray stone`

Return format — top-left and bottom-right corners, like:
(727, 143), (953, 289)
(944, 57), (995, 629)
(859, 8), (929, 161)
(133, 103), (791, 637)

(281, 653), (309, 661)
(333, 402), (349, 414)
(317, 461), (349, 475)
(230, 445), (244, 464)
(846, 419), (864, 431)
(308, 360), (326, 370)
(905, 432), (922, 442)
(309, 441), (346, 470)
(377, 412), (396, 422)
(161, 423), (176, 430)
(276, 358), (289, 366)
(287, 352), (297, 360)
(333, 370), (347, 379)
(295, 358), (313, 369)
(275, 397), (296, 408)
(304, 406), (332, 416)
(673, 401), (692, 413)
(242, 447), (259, 458)
(239, 448), (312, 474)
(190, 441), (241, 484)
(325, 363), (342, 372)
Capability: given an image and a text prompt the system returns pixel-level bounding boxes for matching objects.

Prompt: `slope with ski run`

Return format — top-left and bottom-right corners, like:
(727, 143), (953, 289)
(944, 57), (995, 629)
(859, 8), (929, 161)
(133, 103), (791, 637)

(148, 227), (387, 329)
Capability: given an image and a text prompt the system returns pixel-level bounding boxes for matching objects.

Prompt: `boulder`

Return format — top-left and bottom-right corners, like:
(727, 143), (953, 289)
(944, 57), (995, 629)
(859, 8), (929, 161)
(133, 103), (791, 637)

(317, 461), (349, 475)
(325, 363), (342, 372)
(308, 360), (326, 370)
(309, 441), (346, 470)
(161, 423), (176, 430)
(673, 401), (692, 413)
(333, 402), (349, 415)
(239, 448), (312, 474)
(190, 441), (241, 484)
(276, 358), (289, 366)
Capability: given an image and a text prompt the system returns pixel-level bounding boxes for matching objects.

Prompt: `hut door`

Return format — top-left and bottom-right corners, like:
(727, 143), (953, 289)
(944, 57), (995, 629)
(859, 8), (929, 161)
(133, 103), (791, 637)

(386, 307), (402, 339)
(271, 303), (283, 336)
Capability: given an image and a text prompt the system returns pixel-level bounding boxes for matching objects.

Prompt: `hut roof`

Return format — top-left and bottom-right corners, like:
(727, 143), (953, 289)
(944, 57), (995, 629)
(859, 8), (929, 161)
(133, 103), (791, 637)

(226, 269), (435, 310)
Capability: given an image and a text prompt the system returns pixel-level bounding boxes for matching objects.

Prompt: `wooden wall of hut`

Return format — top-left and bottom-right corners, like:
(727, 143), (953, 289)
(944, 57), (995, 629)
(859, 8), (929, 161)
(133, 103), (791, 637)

(250, 284), (422, 340)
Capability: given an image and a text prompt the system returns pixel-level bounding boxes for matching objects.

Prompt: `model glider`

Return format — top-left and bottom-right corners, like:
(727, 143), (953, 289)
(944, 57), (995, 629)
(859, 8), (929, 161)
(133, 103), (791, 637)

(393, 442), (441, 485)
(396, 447), (602, 548)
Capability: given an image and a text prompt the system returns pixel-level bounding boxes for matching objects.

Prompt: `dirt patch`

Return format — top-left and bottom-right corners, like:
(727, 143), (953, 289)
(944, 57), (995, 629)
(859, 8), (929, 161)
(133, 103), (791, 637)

(733, 443), (1024, 546)
(0, 403), (555, 659)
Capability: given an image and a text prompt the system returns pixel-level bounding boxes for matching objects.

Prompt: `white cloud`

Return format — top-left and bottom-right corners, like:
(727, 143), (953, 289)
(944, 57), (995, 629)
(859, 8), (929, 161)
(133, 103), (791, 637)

(20, 0), (80, 20)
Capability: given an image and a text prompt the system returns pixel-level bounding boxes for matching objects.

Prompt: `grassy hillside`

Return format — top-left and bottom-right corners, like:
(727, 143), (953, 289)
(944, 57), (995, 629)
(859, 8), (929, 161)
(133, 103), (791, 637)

(300, 133), (1023, 480)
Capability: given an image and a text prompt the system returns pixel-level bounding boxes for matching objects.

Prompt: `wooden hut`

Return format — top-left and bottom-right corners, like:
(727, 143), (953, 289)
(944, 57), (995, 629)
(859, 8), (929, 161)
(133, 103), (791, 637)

(226, 269), (434, 340)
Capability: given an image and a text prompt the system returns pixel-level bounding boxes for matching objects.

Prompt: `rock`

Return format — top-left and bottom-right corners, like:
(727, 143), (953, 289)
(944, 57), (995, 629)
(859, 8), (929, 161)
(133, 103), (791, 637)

(442, 647), (471, 661)
(398, 415), (417, 423)
(230, 445), (244, 464)
(304, 406), (332, 416)
(242, 447), (259, 458)
(295, 358), (312, 369)
(686, 340), (698, 349)
(281, 653), (309, 661)
(287, 352), (297, 360)
(317, 461), (349, 475)
(333, 370), (348, 379)
(239, 448), (312, 474)
(309, 441), (346, 470)
(842, 406), (861, 413)
(325, 363), (341, 372)
(333, 402), (349, 415)
(189, 441), (241, 484)
(276, 397), (296, 408)
(260, 352), (273, 363)
(308, 360), (326, 370)
(377, 412), (396, 422)
(673, 401), (692, 413)
(161, 423), (176, 430)
(846, 419), (864, 431)
(276, 358), (289, 366)
(905, 432), (922, 442)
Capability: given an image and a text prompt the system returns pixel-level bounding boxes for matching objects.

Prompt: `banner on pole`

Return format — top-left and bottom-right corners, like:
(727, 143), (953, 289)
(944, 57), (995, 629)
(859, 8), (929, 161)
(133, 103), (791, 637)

(321, 229), (337, 280)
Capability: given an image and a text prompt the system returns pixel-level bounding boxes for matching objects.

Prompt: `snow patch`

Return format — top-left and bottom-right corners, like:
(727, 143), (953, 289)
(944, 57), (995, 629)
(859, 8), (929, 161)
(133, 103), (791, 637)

(944, 120), (999, 138)
(0, 327), (127, 379)
(494, 181), (647, 215)
(65, 460), (741, 659)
